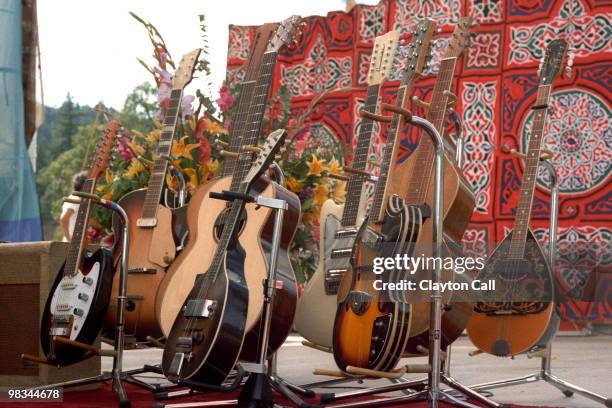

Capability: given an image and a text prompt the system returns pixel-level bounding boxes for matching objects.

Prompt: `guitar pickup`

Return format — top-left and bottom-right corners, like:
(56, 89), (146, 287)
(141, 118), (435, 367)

(55, 304), (72, 312)
(136, 218), (157, 227)
(184, 299), (217, 318)
(60, 282), (77, 290)
(326, 268), (347, 278)
(331, 248), (352, 259)
(128, 268), (157, 274)
(335, 228), (358, 238)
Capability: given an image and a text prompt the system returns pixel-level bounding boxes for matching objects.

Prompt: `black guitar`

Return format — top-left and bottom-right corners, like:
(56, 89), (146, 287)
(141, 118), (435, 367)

(162, 129), (288, 385)
(41, 120), (121, 366)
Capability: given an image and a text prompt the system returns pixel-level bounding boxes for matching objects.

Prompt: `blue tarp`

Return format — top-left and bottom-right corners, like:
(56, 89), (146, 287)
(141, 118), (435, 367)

(0, 0), (42, 242)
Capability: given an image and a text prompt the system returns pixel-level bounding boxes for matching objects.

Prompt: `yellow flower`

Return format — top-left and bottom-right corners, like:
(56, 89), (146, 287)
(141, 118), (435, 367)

(146, 129), (160, 145)
(128, 141), (146, 157)
(286, 177), (303, 193)
(326, 157), (343, 175)
(313, 183), (329, 207)
(166, 174), (179, 192)
(307, 154), (325, 177)
(203, 117), (228, 135)
(104, 169), (113, 184)
(183, 168), (198, 192)
(206, 159), (220, 174)
(332, 180), (346, 204)
(126, 158), (145, 179)
(172, 136), (200, 160)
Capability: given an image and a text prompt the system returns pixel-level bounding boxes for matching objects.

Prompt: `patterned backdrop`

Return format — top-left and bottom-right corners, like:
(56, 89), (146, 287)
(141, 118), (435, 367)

(226, 0), (611, 325)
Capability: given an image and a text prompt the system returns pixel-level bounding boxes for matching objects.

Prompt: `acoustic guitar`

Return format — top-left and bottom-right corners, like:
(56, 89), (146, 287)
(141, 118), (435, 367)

(156, 17), (302, 364)
(399, 18), (477, 354)
(103, 49), (201, 341)
(162, 129), (288, 384)
(41, 120), (121, 366)
(466, 39), (568, 357)
(332, 23), (435, 371)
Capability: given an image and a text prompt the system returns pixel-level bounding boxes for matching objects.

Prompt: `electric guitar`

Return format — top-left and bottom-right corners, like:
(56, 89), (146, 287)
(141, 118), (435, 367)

(156, 18), (302, 363)
(295, 30), (401, 350)
(332, 24), (435, 371)
(162, 129), (288, 384)
(41, 120), (121, 366)
(467, 39), (568, 357)
(401, 18), (477, 354)
(104, 49), (201, 341)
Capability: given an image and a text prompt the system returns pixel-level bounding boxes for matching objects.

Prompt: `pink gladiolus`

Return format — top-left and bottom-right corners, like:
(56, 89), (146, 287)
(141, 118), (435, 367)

(117, 136), (134, 161)
(216, 85), (235, 112)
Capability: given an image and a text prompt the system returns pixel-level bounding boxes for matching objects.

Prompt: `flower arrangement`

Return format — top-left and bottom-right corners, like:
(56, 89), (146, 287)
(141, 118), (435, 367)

(92, 13), (346, 283)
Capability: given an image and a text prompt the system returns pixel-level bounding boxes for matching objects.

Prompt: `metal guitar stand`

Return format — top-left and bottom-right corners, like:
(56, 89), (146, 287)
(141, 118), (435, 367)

(26, 193), (167, 407)
(467, 154), (612, 408)
(156, 163), (318, 408)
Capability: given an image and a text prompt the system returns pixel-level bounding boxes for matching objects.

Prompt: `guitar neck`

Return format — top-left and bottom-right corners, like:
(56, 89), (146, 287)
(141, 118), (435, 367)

(64, 178), (96, 276)
(141, 88), (184, 221)
(222, 80), (257, 177)
(340, 84), (380, 226)
(228, 51), (278, 191)
(508, 85), (552, 258)
(404, 57), (458, 206)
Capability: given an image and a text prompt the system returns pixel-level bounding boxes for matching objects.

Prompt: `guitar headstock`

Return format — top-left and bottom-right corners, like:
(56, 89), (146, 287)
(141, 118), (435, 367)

(171, 48), (202, 89)
(266, 15), (303, 53)
(243, 129), (287, 186)
(402, 19), (436, 84)
(444, 16), (477, 59)
(88, 120), (121, 179)
(367, 30), (400, 85)
(537, 39), (569, 85)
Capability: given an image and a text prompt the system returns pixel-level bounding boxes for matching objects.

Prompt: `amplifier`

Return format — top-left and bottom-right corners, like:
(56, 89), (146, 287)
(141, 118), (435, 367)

(0, 241), (100, 388)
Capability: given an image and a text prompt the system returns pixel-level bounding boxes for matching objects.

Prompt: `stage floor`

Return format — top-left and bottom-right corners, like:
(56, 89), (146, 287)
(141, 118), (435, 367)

(103, 334), (610, 408)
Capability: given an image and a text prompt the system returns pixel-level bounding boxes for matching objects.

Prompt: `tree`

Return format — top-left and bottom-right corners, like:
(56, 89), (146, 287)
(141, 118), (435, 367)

(118, 82), (158, 132)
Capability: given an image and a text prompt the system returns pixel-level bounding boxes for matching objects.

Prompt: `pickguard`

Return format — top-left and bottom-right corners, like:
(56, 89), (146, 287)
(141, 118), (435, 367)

(49, 263), (101, 340)
(323, 213), (356, 295)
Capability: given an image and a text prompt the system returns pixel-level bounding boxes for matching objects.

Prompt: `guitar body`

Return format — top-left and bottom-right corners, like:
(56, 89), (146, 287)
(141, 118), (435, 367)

(467, 229), (555, 356)
(295, 199), (346, 349)
(392, 153), (475, 344)
(156, 176), (299, 352)
(333, 196), (412, 371)
(162, 243), (249, 384)
(104, 188), (187, 341)
(41, 248), (114, 366)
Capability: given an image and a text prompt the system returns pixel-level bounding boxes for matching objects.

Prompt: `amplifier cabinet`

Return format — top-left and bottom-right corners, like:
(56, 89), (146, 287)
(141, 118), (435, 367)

(0, 241), (100, 388)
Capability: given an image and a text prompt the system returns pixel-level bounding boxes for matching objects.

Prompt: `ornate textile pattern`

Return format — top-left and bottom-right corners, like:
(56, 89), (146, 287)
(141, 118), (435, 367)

(227, 0), (612, 323)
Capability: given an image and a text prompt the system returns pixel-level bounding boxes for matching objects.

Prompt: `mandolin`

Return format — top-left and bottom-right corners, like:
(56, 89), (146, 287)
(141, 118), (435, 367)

(332, 23), (435, 371)
(294, 29), (404, 350)
(103, 49), (201, 341)
(156, 17), (302, 364)
(41, 120), (121, 366)
(466, 39), (568, 357)
(162, 129), (288, 384)
(400, 18), (477, 354)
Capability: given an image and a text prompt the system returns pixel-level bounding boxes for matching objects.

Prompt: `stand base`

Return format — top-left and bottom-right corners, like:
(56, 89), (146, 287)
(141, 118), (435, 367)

(470, 371), (612, 407)
(239, 373), (274, 408)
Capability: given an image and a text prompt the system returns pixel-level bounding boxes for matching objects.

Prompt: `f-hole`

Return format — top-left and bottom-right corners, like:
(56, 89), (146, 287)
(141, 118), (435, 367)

(213, 207), (248, 241)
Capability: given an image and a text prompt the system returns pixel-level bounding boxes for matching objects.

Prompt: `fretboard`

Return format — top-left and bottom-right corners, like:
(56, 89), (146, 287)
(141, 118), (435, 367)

(141, 88), (183, 220)
(369, 85), (408, 222)
(508, 85), (552, 258)
(404, 57), (458, 205)
(222, 80), (257, 177)
(340, 84), (381, 226)
(228, 51), (277, 191)
(64, 178), (95, 277)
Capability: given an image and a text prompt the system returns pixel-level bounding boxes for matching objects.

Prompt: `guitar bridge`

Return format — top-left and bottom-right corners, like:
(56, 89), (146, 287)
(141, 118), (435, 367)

(324, 268), (348, 295)
(50, 314), (73, 336)
(128, 268), (157, 274)
(184, 299), (217, 318)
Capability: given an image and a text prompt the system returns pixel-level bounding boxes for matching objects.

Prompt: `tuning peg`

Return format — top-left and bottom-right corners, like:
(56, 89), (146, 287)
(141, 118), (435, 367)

(242, 145), (262, 154)
(220, 150), (239, 158)
(215, 138), (229, 149)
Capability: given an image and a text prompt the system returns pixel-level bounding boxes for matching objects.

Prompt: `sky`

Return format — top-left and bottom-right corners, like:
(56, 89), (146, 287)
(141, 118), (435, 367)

(37, 0), (377, 110)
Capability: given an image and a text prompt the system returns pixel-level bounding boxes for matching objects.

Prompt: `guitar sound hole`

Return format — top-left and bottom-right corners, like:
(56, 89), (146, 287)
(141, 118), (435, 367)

(214, 207), (247, 241)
